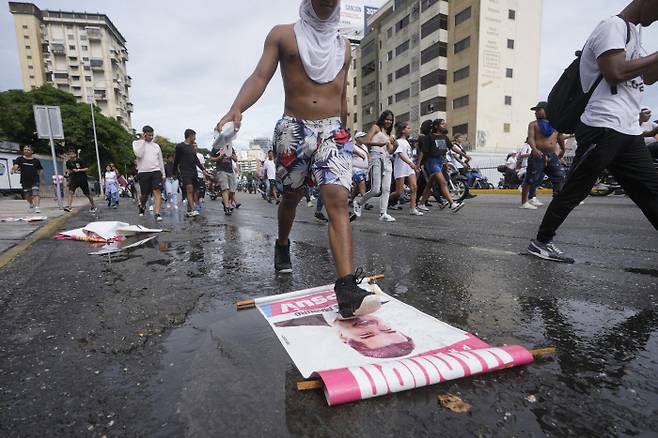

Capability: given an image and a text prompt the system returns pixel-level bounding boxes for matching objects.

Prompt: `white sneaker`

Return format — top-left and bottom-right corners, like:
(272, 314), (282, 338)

(34, 206), (41, 213)
(307, 201), (314, 208)
(409, 208), (424, 216)
(450, 202), (465, 213)
(529, 198), (544, 207)
(174, 205), (179, 210)
(148, 205), (154, 211)
(379, 213), (396, 222)
(520, 202), (538, 210)
(390, 203), (403, 210)
(417, 204), (430, 212)
(353, 201), (362, 218)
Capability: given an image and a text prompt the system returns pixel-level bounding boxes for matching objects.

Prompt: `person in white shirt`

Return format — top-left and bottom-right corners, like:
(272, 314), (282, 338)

(263, 150), (279, 204)
(132, 126), (165, 221)
(529, 1), (658, 264)
(389, 121), (422, 215)
(640, 108), (658, 144)
(103, 164), (120, 208)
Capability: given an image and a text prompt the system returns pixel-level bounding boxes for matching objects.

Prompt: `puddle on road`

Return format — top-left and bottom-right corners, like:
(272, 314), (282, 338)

(130, 221), (658, 436)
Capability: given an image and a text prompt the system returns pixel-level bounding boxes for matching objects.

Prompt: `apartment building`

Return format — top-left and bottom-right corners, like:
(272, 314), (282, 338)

(9, 2), (133, 131)
(349, 0), (542, 153)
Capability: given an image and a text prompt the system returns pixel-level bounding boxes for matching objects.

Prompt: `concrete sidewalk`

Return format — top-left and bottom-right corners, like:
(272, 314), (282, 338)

(0, 196), (94, 258)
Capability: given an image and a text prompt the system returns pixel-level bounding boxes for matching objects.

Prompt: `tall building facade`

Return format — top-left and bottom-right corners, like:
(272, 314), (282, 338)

(349, 0), (541, 153)
(9, 2), (133, 131)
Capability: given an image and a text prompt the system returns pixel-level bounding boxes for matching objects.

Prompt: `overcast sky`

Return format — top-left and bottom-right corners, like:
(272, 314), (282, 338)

(1, 0), (657, 149)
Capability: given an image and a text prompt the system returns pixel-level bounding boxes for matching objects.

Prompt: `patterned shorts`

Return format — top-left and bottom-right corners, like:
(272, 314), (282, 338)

(272, 116), (353, 193)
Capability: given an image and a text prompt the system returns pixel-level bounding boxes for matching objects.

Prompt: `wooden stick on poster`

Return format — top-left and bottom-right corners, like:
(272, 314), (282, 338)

(296, 347), (557, 391)
(236, 274), (385, 310)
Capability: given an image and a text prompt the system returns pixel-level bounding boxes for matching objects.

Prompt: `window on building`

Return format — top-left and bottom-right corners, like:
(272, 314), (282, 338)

(362, 40), (375, 57)
(81, 45), (88, 51)
(85, 76), (92, 82)
(506, 68), (514, 78)
(379, 81), (382, 91)
(69, 45), (76, 50)
(504, 123), (511, 133)
(387, 27), (393, 38)
(505, 96), (512, 105)
(396, 15), (410, 32)
(453, 123), (468, 137)
(388, 96), (393, 105)
(353, 95), (357, 105)
(353, 58), (357, 69)
(353, 113), (358, 123)
(455, 6), (472, 26)
(453, 95), (469, 109)
(29, 75), (35, 79)
(396, 40), (409, 56)
(420, 69), (447, 90)
(24, 35), (29, 39)
(363, 81), (376, 96)
(84, 65), (91, 71)
(25, 45), (30, 49)
(22, 24), (28, 29)
(72, 75), (80, 81)
(453, 66), (470, 82)
(27, 65), (34, 70)
(387, 73), (393, 83)
(421, 96), (447, 116)
(395, 64), (410, 79)
(387, 51), (393, 61)
(26, 55), (32, 60)
(80, 35), (87, 41)
(397, 112), (410, 123)
(362, 60), (376, 76)
(82, 57), (89, 61)
(454, 36), (471, 54)
(353, 76), (357, 87)
(421, 13), (448, 38)
(421, 41), (447, 64)
(507, 39), (515, 49)
(508, 9), (516, 20)
(395, 88), (410, 102)
(421, 0), (439, 12)
(68, 34), (75, 41)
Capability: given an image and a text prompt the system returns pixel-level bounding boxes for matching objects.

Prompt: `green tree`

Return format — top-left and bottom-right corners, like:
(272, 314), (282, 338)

(0, 85), (134, 176)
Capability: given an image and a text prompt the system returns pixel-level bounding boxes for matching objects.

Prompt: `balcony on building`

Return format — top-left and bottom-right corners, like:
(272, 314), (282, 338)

(85, 27), (102, 40)
(126, 102), (133, 113)
(90, 58), (104, 70)
(50, 42), (65, 55)
(120, 49), (129, 62)
(94, 89), (107, 101)
(52, 71), (69, 83)
(126, 76), (132, 87)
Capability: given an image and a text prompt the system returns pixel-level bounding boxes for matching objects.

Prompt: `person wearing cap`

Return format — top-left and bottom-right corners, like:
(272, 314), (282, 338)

(520, 102), (566, 210)
(528, 0), (658, 263)
(351, 131), (369, 204)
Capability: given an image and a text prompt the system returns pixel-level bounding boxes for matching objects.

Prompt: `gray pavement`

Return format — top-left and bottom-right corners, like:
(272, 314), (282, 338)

(0, 196), (93, 255)
(0, 192), (657, 437)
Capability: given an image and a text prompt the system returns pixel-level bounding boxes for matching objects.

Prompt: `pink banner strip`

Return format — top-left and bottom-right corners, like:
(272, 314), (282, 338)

(318, 345), (534, 406)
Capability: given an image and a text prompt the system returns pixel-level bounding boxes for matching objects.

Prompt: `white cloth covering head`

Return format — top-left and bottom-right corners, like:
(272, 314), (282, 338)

(293, 0), (346, 84)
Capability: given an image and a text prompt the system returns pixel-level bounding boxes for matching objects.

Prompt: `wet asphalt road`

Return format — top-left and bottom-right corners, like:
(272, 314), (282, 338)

(1, 192), (657, 437)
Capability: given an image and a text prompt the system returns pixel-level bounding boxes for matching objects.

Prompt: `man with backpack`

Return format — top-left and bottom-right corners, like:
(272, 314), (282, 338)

(529, 0), (658, 263)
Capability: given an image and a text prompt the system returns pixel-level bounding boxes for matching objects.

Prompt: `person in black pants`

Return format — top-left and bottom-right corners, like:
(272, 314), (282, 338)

(528, 0), (658, 263)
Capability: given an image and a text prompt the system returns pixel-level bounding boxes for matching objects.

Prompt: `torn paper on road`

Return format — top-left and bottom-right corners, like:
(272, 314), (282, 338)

(55, 221), (162, 243)
(254, 283), (534, 406)
(0, 216), (48, 222)
(88, 235), (158, 255)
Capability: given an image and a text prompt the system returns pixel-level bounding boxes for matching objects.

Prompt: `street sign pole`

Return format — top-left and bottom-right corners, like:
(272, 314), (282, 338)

(45, 109), (63, 209)
(89, 101), (102, 196)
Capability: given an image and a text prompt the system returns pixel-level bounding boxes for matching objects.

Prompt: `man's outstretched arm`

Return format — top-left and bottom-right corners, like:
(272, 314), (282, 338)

(217, 26), (282, 131)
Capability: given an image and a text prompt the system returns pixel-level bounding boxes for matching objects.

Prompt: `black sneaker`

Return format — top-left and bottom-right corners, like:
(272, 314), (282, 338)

(139, 205), (145, 216)
(334, 268), (381, 319)
(63, 206), (72, 212)
(274, 240), (292, 273)
(314, 211), (329, 223)
(233, 203), (241, 209)
(439, 200), (450, 210)
(528, 239), (574, 263)
(224, 206), (232, 216)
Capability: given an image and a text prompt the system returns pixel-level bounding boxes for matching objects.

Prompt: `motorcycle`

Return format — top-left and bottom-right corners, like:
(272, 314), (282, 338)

(464, 167), (494, 189)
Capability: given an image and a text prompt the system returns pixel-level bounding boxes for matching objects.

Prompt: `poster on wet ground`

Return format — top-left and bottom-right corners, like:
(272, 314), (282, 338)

(255, 283), (535, 406)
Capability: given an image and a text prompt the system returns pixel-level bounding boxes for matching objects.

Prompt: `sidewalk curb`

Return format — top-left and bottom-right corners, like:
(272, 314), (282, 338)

(469, 189), (553, 195)
(0, 207), (81, 270)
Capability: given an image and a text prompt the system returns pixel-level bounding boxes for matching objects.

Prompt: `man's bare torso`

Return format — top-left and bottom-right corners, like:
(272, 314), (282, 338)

(530, 120), (559, 154)
(274, 24), (349, 121)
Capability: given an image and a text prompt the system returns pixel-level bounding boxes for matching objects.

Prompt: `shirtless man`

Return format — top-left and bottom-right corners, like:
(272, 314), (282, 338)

(216, 0), (380, 319)
(520, 102), (565, 209)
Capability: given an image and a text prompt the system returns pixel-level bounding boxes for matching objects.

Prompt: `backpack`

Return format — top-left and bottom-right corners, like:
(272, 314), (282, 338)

(546, 16), (631, 134)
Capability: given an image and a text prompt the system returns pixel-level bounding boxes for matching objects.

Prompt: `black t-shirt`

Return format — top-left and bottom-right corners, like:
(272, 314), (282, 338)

(173, 142), (202, 176)
(164, 162), (175, 178)
(13, 156), (43, 184)
(211, 146), (234, 173)
(66, 158), (88, 182)
(421, 134), (451, 158)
